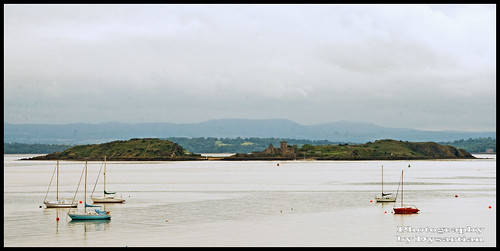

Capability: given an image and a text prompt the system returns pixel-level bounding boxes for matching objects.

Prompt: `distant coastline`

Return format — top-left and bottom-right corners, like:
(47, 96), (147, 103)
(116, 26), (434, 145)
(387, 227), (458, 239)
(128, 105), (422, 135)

(4, 137), (495, 155)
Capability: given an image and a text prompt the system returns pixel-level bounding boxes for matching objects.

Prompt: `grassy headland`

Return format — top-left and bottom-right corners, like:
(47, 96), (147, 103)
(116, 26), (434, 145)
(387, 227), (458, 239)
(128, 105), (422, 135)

(226, 139), (475, 160)
(24, 138), (203, 161)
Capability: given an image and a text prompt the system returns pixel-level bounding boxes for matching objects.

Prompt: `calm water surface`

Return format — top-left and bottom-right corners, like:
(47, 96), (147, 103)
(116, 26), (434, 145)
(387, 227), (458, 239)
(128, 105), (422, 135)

(3, 154), (496, 247)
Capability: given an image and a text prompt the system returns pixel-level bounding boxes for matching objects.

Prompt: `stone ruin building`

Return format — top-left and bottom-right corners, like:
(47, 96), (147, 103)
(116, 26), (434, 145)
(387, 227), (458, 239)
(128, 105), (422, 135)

(262, 141), (295, 157)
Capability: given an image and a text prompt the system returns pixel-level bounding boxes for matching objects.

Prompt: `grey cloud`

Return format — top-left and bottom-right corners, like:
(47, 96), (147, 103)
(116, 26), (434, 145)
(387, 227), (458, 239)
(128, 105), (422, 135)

(3, 4), (496, 131)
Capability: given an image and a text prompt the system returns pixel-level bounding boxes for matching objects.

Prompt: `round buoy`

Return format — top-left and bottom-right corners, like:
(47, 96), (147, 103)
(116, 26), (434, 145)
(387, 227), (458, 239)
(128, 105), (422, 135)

(277, 163), (279, 166)
(489, 206), (492, 209)
(56, 217), (59, 221)
(385, 211), (387, 213)
(79, 201), (82, 204)
(165, 219), (168, 222)
(455, 195), (458, 198)
(370, 200), (373, 203)
(39, 205), (42, 208)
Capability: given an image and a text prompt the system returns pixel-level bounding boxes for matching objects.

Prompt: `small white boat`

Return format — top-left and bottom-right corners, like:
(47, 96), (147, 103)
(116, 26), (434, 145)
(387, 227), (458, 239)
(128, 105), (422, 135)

(45, 199), (78, 208)
(375, 165), (396, 202)
(91, 156), (125, 203)
(67, 162), (111, 220)
(91, 195), (125, 203)
(375, 193), (397, 202)
(43, 160), (78, 208)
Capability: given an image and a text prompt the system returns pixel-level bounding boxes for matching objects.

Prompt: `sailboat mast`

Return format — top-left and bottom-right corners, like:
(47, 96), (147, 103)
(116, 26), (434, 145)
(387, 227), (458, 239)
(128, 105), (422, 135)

(104, 156), (106, 194)
(56, 160), (59, 200)
(401, 170), (404, 207)
(84, 161), (87, 210)
(381, 165), (384, 195)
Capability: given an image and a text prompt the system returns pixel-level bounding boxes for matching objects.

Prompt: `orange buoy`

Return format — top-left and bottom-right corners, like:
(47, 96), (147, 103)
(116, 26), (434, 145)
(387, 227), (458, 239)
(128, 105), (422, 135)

(370, 200), (373, 203)
(56, 217), (59, 221)
(79, 201), (82, 204)
(489, 206), (492, 209)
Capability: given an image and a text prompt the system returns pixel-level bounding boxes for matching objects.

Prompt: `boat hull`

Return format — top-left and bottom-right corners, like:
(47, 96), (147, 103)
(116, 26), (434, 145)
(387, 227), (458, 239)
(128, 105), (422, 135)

(68, 209), (112, 220)
(91, 197), (125, 203)
(393, 207), (420, 214)
(375, 196), (396, 202)
(68, 213), (111, 220)
(44, 200), (78, 208)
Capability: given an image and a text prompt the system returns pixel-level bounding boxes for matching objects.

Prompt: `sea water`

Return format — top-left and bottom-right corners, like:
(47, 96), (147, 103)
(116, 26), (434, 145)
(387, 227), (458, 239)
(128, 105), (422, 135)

(3, 154), (496, 247)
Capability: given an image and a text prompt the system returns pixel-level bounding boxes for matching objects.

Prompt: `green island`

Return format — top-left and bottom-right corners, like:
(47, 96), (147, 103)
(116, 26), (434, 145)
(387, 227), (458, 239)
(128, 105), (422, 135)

(23, 138), (475, 161)
(227, 139), (474, 160)
(24, 138), (202, 161)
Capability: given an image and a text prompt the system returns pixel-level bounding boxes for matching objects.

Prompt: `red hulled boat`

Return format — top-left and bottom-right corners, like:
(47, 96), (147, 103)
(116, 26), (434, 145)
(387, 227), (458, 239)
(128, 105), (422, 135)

(393, 168), (419, 214)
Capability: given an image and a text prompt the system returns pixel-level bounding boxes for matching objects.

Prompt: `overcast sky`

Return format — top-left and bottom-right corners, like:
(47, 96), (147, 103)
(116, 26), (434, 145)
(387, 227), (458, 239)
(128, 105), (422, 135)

(4, 4), (496, 131)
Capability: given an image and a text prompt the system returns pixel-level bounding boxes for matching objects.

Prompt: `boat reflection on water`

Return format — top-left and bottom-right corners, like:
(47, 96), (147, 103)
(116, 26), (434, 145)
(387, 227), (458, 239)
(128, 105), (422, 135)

(68, 219), (111, 232)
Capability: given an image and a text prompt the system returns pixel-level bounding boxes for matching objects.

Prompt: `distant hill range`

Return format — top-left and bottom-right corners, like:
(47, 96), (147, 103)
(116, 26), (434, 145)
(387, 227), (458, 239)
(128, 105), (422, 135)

(4, 119), (496, 145)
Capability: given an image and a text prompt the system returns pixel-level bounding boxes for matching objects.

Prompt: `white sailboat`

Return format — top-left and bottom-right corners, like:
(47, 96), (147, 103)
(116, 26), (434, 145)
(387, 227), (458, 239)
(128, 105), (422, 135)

(91, 156), (125, 203)
(67, 161), (111, 220)
(43, 160), (78, 208)
(375, 165), (396, 202)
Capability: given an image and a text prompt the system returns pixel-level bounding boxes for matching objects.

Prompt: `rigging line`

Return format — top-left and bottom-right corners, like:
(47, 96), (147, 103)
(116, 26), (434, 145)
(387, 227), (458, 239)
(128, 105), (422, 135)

(393, 170), (403, 206)
(68, 163), (85, 215)
(43, 162), (57, 202)
(90, 160), (104, 197)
